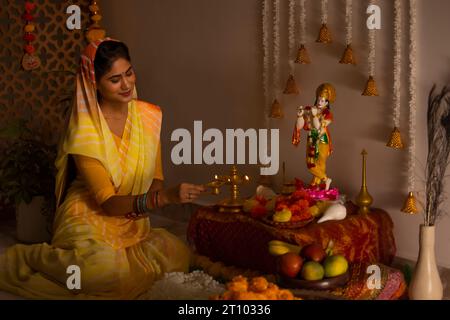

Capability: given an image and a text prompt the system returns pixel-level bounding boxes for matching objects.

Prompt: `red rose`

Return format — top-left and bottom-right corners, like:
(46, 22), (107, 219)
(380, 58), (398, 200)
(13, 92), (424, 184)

(23, 33), (36, 42)
(23, 13), (34, 22)
(24, 44), (35, 54)
(25, 2), (36, 13)
(275, 203), (288, 212)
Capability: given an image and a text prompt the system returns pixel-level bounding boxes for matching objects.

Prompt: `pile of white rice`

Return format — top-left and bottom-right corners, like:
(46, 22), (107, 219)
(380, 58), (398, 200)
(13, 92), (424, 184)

(139, 270), (225, 300)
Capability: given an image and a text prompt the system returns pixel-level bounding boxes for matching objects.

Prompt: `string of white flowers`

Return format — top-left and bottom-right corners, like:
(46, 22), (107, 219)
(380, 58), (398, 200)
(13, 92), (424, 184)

(408, 0), (418, 192)
(273, 0), (281, 97)
(345, 0), (353, 45)
(288, 0), (296, 73)
(321, 0), (328, 24)
(299, 0), (306, 45)
(368, 0), (376, 76)
(393, 0), (402, 128)
(262, 0), (270, 119)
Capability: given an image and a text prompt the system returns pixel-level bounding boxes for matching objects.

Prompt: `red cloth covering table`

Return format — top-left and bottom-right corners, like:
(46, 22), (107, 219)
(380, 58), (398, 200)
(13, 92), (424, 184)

(187, 202), (396, 275)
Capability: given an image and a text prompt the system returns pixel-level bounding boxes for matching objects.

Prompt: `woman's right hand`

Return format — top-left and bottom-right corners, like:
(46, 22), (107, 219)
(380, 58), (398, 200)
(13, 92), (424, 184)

(158, 183), (206, 206)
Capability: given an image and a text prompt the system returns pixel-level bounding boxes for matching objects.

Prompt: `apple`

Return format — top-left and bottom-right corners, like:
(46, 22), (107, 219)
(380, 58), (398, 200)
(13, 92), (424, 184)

(301, 243), (327, 263)
(277, 252), (304, 278)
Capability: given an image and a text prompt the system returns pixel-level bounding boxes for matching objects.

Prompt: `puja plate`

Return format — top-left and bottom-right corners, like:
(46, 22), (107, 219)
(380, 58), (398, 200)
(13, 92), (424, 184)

(261, 216), (314, 229)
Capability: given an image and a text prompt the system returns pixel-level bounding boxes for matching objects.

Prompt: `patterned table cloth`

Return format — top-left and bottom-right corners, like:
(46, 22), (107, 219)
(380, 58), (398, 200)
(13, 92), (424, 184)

(187, 202), (396, 275)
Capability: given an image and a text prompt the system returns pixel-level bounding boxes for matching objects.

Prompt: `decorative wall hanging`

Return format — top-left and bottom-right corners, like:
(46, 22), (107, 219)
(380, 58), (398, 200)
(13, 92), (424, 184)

(284, 0), (299, 95)
(339, 0), (356, 65)
(295, 0), (311, 64)
(270, 0), (283, 119)
(402, 0), (418, 214)
(86, 0), (106, 43)
(21, 1), (41, 71)
(362, 0), (379, 96)
(387, 0), (404, 149)
(0, 0), (90, 144)
(262, 0), (271, 120)
(316, 0), (332, 44)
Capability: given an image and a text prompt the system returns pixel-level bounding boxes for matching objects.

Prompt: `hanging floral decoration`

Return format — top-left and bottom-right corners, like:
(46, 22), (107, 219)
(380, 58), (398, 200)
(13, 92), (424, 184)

(262, 0), (271, 120)
(284, 0), (299, 95)
(339, 0), (356, 65)
(295, 0), (310, 64)
(21, 1), (41, 71)
(316, 0), (332, 44)
(387, 0), (404, 149)
(270, 0), (283, 119)
(402, 0), (419, 214)
(86, 0), (106, 43)
(362, 0), (379, 96)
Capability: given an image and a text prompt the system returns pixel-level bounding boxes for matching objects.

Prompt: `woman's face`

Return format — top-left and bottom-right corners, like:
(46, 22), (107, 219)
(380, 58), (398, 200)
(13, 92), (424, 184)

(97, 58), (136, 105)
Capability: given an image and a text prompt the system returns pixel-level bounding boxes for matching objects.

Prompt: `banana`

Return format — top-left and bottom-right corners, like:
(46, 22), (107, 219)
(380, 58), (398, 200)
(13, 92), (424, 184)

(268, 240), (302, 256)
(268, 245), (291, 256)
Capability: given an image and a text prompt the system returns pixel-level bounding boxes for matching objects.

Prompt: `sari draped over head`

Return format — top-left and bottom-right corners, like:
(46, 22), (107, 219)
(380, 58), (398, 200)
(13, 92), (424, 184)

(0, 39), (191, 300)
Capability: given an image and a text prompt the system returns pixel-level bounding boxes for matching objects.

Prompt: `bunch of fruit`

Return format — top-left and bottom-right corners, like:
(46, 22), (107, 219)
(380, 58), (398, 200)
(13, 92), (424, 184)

(243, 196), (276, 219)
(273, 189), (318, 223)
(269, 241), (349, 281)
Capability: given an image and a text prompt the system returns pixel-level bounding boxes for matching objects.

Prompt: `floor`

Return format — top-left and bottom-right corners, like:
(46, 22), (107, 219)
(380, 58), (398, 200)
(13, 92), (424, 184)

(1, 203), (450, 300)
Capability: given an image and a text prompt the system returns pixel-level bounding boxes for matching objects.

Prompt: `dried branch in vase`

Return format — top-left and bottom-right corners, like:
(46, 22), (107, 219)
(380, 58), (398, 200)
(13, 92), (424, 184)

(425, 85), (450, 226)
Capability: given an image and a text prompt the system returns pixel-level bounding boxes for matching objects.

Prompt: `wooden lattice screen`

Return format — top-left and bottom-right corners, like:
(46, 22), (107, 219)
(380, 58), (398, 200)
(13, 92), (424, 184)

(0, 0), (91, 219)
(0, 0), (90, 145)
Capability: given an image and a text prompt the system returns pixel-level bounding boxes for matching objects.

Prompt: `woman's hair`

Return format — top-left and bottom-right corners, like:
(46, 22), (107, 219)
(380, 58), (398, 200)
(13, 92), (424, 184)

(94, 41), (131, 82)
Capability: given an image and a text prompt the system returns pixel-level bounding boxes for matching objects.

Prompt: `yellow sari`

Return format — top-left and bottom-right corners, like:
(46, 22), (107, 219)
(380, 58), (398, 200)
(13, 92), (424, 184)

(0, 39), (190, 299)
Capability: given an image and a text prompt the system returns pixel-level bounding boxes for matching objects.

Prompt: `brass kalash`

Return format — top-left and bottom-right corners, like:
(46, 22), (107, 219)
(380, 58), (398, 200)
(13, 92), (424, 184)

(205, 166), (250, 213)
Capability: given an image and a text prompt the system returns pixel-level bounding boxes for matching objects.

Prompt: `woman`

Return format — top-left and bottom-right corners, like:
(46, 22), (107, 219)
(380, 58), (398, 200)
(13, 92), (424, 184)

(0, 39), (205, 299)
(292, 83), (335, 190)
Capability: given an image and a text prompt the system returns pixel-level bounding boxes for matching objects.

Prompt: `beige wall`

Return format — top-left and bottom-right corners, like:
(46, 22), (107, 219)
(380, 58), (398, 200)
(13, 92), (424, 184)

(102, 0), (450, 268)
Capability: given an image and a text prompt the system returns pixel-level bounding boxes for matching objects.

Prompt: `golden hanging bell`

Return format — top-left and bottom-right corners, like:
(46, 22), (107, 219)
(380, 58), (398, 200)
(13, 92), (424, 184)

(295, 44), (311, 64)
(362, 76), (379, 96)
(86, 26), (106, 43)
(386, 127), (405, 149)
(339, 44), (357, 65)
(401, 192), (419, 214)
(269, 99), (283, 119)
(283, 75), (299, 95)
(316, 24), (332, 44)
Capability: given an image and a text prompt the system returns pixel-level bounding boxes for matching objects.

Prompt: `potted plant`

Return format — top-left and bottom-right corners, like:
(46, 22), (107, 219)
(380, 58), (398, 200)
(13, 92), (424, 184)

(0, 120), (56, 243)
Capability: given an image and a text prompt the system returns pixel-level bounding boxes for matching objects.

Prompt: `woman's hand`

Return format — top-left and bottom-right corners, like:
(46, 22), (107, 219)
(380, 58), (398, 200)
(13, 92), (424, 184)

(159, 183), (206, 206)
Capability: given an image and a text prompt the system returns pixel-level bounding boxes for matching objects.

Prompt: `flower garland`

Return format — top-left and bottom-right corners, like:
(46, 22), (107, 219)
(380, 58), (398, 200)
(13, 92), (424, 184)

(262, 0), (270, 119)
(296, 0), (310, 64)
(317, 0), (332, 43)
(387, 0), (404, 149)
(86, 0), (106, 43)
(21, 1), (40, 71)
(284, 0), (299, 95)
(193, 254), (276, 284)
(270, 0), (283, 118)
(362, 0), (379, 96)
(339, 0), (356, 65)
(402, 0), (419, 214)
